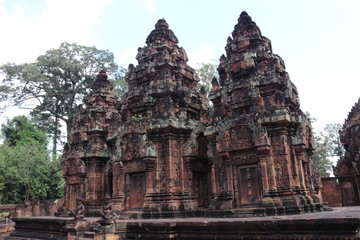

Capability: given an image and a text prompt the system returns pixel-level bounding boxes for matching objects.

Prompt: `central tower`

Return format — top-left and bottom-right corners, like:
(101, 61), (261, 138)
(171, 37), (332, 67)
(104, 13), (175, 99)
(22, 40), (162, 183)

(118, 19), (211, 216)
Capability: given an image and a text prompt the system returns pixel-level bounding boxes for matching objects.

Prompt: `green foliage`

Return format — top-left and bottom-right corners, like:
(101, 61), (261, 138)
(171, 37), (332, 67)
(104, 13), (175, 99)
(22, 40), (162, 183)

(0, 116), (63, 204)
(1, 115), (47, 147)
(0, 42), (127, 153)
(112, 66), (128, 98)
(311, 123), (345, 177)
(312, 134), (333, 177)
(195, 62), (219, 93)
(131, 111), (153, 121)
(322, 123), (345, 158)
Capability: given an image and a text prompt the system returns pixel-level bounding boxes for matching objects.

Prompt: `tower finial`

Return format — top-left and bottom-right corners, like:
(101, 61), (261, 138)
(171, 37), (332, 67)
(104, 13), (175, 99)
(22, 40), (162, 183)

(238, 11), (252, 22)
(155, 18), (169, 29)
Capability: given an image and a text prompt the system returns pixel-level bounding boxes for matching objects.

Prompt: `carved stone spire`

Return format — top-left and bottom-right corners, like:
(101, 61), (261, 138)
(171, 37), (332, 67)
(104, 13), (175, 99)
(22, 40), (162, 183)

(146, 18), (179, 44)
(232, 11), (262, 39)
(118, 18), (210, 215)
(123, 18), (207, 120)
(339, 98), (360, 165)
(63, 70), (121, 212)
(214, 11), (299, 117)
(343, 98), (360, 129)
(90, 70), (113, 92)
(206, 11), (322, 214)
(334, 98), (360, 205)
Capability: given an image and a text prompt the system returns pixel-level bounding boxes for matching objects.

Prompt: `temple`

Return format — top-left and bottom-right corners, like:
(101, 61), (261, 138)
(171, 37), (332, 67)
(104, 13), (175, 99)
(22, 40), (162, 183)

(334, 98), (360, 206)
(61, 11), (326, 218)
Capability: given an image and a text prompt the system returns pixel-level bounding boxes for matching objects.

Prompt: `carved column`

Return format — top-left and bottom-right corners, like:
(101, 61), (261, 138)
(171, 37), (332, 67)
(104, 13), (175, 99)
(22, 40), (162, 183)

(224, 157), (233, 194)
(218, 153), (233, 209)
(183, 156), (194, 194)
(144, 156), (156, 193)
(168, 137), (180, 193)
(294, 145), (307, 191)
(257, 146), (270, 194)
(289, 144), (300, 190)
(232, 166), (239, 208)
(209, 159), (216, 202)
(269, 127), (293, 192)
(125, 173), (131, 209)
(112, 161), (125, 210)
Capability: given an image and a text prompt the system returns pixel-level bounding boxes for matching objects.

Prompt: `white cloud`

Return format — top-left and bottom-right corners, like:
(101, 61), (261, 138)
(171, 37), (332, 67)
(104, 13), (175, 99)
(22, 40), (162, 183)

(133, 0), (157, 13)
(188, 45), (216, 68)
(0, 0), (112, 64)
(144, 0), (156, 13)
(115, 48), (138, 67)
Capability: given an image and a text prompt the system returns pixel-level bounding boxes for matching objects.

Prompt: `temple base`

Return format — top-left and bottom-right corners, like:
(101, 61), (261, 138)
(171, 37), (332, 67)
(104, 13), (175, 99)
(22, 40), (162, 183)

(5, 206), (360, 240)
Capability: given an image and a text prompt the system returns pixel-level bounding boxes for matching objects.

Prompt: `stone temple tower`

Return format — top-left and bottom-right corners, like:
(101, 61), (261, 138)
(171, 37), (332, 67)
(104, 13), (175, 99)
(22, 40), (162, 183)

(61, 13), (327, 218)
(206, 11), (321, 214)
(334, 98), (360, 206)
(62, 70), (121, 215)
(117, 18), (211, 216)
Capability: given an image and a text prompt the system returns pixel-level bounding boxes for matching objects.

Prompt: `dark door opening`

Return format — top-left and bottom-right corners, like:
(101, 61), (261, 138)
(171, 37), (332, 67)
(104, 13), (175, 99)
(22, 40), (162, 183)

(193, 171), (209, 208)
(129, 172), (146, 209)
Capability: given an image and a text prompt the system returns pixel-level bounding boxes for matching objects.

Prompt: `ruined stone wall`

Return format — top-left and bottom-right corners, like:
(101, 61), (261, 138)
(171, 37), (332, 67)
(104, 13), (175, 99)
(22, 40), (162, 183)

(321, 177), (342, 207)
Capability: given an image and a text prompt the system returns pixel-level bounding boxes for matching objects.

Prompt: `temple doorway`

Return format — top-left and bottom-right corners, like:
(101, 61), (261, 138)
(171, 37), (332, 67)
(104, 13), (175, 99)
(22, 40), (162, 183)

(129, 172), (146, 209)
(237, 166), (261, 206)
(193, 171), (209, 207)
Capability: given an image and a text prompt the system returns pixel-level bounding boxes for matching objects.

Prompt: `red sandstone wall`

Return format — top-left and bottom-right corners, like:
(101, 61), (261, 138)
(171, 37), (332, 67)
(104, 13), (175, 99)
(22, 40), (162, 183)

(321, 177), (342, 207)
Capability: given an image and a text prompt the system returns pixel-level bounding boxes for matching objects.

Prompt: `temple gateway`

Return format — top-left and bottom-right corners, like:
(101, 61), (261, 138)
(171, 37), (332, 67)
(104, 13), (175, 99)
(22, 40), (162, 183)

(61, 11), (327, 218)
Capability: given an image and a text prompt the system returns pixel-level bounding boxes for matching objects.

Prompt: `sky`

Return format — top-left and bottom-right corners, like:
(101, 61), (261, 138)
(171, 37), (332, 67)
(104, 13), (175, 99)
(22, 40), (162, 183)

(0, 0), (359, 134)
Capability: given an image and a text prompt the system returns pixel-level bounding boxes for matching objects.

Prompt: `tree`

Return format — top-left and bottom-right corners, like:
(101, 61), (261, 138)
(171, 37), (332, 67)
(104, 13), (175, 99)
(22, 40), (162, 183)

(311, 134), (333, 177)
(0, 42), (127, 155)
(195, 62), (218, 93)
(323, 123), (345, 158)
(1, 115), (47, 147)
(0, 116), (64, 204)
(311, 123), (345, 177)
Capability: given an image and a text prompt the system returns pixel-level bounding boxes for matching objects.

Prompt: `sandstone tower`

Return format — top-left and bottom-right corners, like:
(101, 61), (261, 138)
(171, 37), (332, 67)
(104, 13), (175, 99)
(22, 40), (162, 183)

(61, 12), (326, 217)
(334, 98), (360, 206)
(206, 11), (320, 214)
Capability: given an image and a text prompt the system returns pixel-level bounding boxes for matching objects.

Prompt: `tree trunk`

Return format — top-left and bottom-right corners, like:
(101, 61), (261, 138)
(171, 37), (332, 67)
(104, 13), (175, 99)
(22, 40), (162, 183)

(52, 116), (58, 161)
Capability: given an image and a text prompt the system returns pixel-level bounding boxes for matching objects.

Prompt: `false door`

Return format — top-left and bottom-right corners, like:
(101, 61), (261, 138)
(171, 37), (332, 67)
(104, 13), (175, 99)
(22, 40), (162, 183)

(238, 166), (261, 206)
(129, 172), (146, 209)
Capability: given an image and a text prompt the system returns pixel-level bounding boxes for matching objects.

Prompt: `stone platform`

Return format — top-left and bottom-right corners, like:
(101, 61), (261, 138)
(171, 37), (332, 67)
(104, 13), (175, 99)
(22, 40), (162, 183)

(5, 206), (360, 239)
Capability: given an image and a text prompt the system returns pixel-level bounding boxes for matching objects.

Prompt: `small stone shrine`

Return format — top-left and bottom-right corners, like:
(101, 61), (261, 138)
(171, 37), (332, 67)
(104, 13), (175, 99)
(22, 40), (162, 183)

(62, 70), (122, 215)
(334, 98), (360, 206)
(61, 12), (325, 217)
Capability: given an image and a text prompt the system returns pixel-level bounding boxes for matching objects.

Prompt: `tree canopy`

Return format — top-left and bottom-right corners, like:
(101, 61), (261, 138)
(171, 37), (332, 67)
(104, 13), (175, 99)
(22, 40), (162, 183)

(1, 115), (47, 147)
(0, 42), (127, 154)
(311, 123), (344, 177)
(195, 62), (218, 93)
(0, 116), (63, 203)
